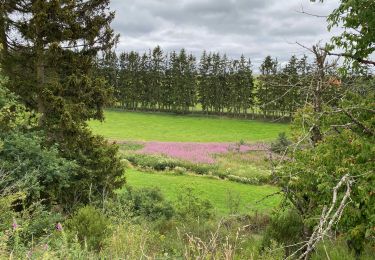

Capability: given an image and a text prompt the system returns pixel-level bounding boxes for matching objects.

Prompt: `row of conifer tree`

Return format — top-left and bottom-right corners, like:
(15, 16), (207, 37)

(96, 46), (339, 118)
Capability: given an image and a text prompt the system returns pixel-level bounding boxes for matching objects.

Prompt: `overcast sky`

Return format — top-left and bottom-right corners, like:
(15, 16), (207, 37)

(110, 0), (342, 68)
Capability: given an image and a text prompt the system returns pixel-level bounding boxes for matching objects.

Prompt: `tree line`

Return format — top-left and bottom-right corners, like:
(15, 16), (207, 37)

(97, 46), (343, 119)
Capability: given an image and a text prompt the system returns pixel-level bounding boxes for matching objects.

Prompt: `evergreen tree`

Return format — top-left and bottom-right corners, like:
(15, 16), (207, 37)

(258, 56), (279, 117)
(198, 51), (211, 113)
(97, 51), (119, 102)
(237, 55), (254, 116)
(150, 46), (164, 110)
(2, 0), (124, 206)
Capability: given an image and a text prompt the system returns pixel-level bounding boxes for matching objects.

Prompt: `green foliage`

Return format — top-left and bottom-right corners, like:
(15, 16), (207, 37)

(119, 186), (174, 221)
(21, 209), (62, 241)
(270, 132), (292, 154)
(0, 73), (36, 132)
(259, 240), (286, 260)
(261, 208), (304, 256)
(66, 206), (110, 251)
(124, 153), (183, 171)
(327, 0), (375, 68)
(124, 153), (270, 184)
(278, 84), (375, 255)
(0, 131), (77, 207)
(174, 186), (214, 222)
(311, 239), (375, 260)
(103, 47), (254, 115)
(100, 223), (172, 259)
(61, 131), (125, 206)
(1, 0), (125, 208)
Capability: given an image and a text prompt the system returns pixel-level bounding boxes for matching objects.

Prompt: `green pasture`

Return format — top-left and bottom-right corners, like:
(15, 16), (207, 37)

(124, 169), (281, 215)
(89, 110), (289, 142)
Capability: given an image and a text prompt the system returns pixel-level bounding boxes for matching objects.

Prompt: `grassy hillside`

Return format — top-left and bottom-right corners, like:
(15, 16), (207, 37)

(89, 110), (289, 142)
(124, 169), (281, 215)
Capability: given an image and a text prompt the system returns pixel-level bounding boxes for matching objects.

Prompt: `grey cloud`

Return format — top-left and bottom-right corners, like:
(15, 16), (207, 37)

(110, 0), (342, 69)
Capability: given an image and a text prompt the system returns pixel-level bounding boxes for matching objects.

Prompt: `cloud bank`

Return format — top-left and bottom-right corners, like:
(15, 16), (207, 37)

(110, 0), (342, 68)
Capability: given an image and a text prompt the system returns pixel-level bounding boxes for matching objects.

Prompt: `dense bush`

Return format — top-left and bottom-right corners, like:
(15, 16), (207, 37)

(270, 132), (292, 154)
(174, 186), (214, 222)
(261, 208), (304, 256)
(0, 82), (124, 210)
(66, 206), (110, 250)
(119, 186), (174, 221)
(0, 131), (77, 208)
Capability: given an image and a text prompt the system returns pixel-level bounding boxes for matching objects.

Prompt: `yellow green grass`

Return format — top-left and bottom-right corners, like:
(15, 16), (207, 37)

(89, 110), (289, 142)
(124, 169), (281, 215)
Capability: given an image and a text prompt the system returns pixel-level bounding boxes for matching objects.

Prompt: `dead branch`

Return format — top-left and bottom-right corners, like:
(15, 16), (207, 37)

(296, 174), (353, 260)
(296, 5), (328, 18)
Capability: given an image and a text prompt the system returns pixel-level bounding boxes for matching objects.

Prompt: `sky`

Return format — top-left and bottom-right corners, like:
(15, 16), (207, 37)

(110, 0), (342, 68)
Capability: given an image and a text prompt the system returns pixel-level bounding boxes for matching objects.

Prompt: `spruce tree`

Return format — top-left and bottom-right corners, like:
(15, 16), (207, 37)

(2, 0), (124, 206)
(150, 46), (164, 110)
(258, 56), (278, 117)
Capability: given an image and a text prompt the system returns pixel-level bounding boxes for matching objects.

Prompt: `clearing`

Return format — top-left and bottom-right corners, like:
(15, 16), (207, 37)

(89, 110), (289, 142)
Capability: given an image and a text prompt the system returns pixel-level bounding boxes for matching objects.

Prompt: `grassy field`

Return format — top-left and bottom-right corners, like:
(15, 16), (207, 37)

(89, 110), (289, 142)
(124, 169), (281, 215)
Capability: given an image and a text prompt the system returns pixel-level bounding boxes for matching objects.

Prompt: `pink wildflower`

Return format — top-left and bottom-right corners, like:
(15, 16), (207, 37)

(137, 142), (257, 164)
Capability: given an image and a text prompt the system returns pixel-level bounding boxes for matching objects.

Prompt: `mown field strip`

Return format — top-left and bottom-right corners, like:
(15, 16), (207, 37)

(89, 110), (289, 142)
(124, 169), (281, 215)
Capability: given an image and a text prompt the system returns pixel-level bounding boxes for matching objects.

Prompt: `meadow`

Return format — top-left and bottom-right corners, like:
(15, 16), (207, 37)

(124, 169), (281, 215)
(89, 110), (289, 142)
(89, 110), (286, 216)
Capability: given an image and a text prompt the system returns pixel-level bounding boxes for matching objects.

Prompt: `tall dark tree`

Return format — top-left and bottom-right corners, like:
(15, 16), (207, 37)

(257, 56), (279, 117)
(97, 51), (119, 100)
(2, 0), (124, 206)
(150, 46), (164, 110)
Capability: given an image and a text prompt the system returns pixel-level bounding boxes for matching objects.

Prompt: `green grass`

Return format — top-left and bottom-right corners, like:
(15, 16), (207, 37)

(215, 151), (271, 179)
(89, 110), (289, 142)
(124, 169), (281, 215)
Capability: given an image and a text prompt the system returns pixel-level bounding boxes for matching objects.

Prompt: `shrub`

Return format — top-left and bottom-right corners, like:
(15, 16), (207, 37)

(19, 207), (63, 242)
(66, 206), (110, 250)
(270, 132), (292, 154)
(261, 208), (304, 256)
(173, 166), (187, 175)
(0, 132), (77, 208)
(174, 186), (214, 222)
(124, 154), (179, 171)
(120, 186), (174, 221)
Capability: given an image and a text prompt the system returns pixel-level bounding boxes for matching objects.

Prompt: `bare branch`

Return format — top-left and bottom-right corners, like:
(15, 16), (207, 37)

(296, 5), (328, 18)
(296, 174), (353, 260)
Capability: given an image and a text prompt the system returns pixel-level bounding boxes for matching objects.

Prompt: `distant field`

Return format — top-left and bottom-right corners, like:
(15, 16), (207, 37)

(89, 110), (289, 142)
(124, 169), (281, 215)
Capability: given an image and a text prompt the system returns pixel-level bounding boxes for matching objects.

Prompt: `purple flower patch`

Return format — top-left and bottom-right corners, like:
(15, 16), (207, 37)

(136, 142), (265, 164)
